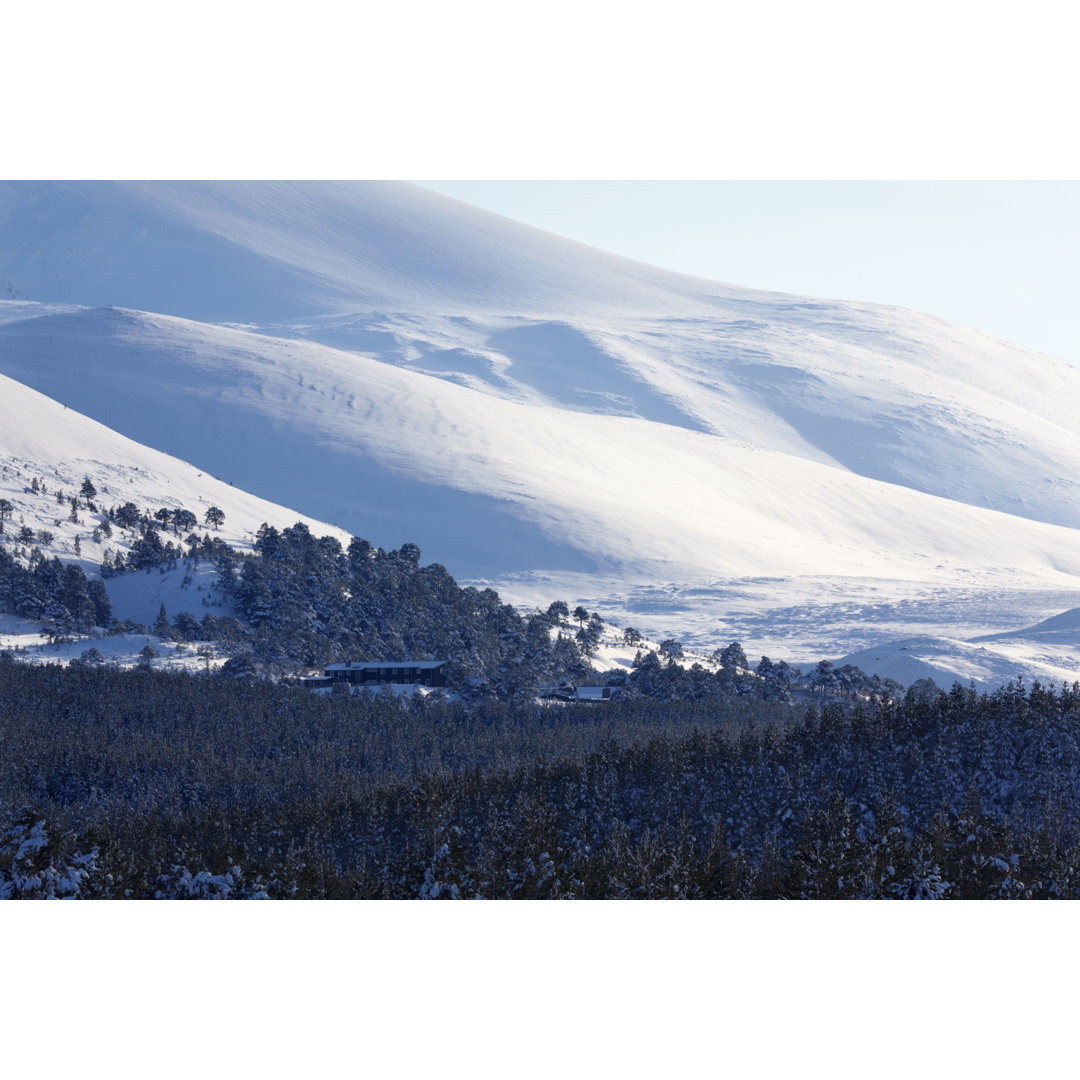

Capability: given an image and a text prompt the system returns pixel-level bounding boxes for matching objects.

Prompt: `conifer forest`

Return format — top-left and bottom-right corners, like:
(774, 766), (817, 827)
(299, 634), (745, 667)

(4, 653), (1080, 899)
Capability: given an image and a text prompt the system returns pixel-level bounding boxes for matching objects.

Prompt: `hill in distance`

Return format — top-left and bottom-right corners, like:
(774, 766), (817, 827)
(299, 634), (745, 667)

(2, 180), (1079, 684)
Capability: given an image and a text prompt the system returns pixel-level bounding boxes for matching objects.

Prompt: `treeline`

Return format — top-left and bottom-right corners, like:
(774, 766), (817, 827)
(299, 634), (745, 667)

(86, 500), (592, 694)
(6, 473), (228, 578)
(3, 482), (594, 695)
(210, 522), (589, 695)
(99, 499), (228, 575)
(620, 646), (902, 705)
(96, 511), (899, 705)
(4, 660), (1080, 898)
(0, 545), (111, 640)
(2, 479), (903, 707)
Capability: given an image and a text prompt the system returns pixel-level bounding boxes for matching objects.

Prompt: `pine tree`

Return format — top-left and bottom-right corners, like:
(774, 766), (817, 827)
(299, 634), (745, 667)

(658, 639), (684, 665)
(546, 600), (569, 626)
(718, 641), (748, 672)
(153, 603), (171, 639)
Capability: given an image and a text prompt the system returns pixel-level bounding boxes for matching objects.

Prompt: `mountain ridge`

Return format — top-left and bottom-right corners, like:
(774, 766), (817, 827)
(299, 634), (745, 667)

(1, 180), (782, 322)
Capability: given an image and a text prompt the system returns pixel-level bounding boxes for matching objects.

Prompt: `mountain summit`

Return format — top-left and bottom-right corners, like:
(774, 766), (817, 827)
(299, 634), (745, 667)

(0, 180), (752, 322)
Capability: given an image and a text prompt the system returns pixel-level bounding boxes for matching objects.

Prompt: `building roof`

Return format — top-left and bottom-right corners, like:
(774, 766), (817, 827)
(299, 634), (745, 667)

(575, 685), (611, 700)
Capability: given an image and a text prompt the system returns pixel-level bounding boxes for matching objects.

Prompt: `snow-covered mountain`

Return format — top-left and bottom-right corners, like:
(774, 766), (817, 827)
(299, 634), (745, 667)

(0, 371), (348, 638)
(0, 180), (763, 321)
(2, 180), (1079, 680)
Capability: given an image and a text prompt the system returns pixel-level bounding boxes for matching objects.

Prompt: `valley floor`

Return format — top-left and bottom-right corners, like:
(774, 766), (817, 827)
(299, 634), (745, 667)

(486, 571), (1080, 691)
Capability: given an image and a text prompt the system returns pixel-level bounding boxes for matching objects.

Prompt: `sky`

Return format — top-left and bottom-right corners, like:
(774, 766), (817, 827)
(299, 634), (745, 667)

(415, 181), (1080, 365)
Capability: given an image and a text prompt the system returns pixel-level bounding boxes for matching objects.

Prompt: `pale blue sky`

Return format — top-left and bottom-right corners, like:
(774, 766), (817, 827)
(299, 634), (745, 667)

(416, 182), (1080, 365)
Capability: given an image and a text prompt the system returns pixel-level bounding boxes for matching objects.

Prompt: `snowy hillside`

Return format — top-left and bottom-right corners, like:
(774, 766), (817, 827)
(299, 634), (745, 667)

(2, 180), (1080, 682)
(0, 372), (347, 549)
(1, 182), (1078, 532)
(836, 633), (1080, 694)
(4, 302), (1080, 592)
(0, 372), (347, 635)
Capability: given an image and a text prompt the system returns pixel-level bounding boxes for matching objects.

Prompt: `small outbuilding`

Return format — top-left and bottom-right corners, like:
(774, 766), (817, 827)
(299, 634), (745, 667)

(538, 683), (612, 702)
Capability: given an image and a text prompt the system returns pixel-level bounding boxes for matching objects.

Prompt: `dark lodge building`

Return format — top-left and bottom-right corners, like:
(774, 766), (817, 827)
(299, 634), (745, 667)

(303, 661), (449, 689)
